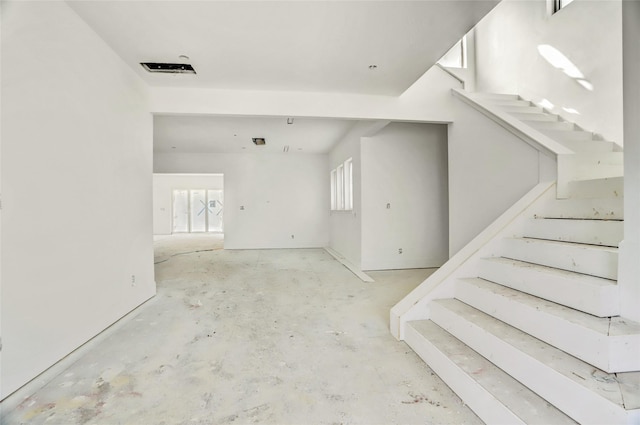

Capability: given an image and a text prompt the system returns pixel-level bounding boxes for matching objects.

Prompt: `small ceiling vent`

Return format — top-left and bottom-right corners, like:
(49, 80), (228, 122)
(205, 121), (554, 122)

(252, 138), (266, 146)
(140, 62), (196, 74)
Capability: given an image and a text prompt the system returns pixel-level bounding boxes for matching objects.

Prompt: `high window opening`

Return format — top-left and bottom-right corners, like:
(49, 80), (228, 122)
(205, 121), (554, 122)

(437, 36), (467, 69)
(551, 0), (575, 14)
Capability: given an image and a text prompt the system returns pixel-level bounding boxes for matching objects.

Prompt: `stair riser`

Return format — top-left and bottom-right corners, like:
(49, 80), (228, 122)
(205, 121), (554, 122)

(525, 218), (623, 247)
(527, 121), (576, 131)
(488, 100), (532, 107)
(541, 129), (594, 141)
(500, 238), (618, 280)
(478, 258), (619, 317)
(495, 105), (544, 114)
(534, 197), (623, 220)
(557, 153), (624, 199)
(404, 324), (527, 425)
(474, 93), (520, 101)
(567, 177), (624, 199)
(430, 303), (629, 425)
(561, 139), (614, 153)
(510, 112), (558, 122)
(609, 338), (640, 372)
(455, 279), (640, 372)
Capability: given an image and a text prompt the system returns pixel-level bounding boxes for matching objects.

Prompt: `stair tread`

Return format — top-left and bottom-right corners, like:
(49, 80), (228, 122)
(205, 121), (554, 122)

(459, 277), (640, 336)
(433, 299), (627, 408)
(407, 320), (577, 424)
(506, 236), (618, 253)
(482, 257), (617, 286)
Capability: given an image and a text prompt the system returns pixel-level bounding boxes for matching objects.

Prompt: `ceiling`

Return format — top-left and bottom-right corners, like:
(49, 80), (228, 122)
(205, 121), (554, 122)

(154, 115), (357, 154)
(68, 1), (498, 96)
(69, 1), (498, 154)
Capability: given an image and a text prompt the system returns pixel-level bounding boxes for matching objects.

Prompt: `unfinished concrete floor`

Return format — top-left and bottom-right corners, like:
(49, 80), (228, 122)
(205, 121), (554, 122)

(2, 234), (481, 424)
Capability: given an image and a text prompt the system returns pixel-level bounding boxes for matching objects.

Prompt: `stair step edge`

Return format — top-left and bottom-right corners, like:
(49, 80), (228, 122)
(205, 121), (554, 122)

(431, 299), (631, 423)
(406, 320), (577, 425)
(480, 257), (617, 286)
(457, 277), (615, 334)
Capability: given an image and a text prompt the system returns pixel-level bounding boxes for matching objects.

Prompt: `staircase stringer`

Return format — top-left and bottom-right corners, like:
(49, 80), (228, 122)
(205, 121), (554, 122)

(390, 181), (557, 340)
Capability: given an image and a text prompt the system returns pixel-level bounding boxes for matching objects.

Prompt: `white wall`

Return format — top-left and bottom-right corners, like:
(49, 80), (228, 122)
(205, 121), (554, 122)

(153, 174), (224, 235)
(154, 153), (329, 249)
(448, 98), (555, 256)
(1, 1), (154, 399)
(361, 123), (448, 271)
(475, 0), (624, 145)
(619, 0), (640, 322)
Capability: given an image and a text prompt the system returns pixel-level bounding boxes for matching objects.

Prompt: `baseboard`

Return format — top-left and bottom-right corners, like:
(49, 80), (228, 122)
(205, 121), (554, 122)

(324, 247), (375, 282)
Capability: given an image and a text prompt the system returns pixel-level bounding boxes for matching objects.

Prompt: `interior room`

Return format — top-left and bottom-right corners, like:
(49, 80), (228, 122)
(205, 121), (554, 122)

(1, 0), (639, 423)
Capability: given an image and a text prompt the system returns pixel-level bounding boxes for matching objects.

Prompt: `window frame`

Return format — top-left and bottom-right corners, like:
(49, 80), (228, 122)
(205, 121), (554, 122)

(551, 0), (575, 15)
(336, 164), (344, 210)
(330, 169), (337, 210)
(330, 157), (354, 212)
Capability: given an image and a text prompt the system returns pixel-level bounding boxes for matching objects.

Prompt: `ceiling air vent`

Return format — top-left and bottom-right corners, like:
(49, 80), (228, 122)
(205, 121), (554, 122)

(252, 138), (266, 146)
(140, 62), (196, 74)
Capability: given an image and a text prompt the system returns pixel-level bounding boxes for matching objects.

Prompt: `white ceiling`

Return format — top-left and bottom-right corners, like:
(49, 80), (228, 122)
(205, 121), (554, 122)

(154, 115), (358, 154)
(68, 0), (498, 96)
(69, 1), (498, 155)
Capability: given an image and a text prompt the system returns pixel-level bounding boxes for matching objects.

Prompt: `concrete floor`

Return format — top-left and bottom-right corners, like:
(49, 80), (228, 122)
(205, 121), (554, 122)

(2, 234), (481, 424)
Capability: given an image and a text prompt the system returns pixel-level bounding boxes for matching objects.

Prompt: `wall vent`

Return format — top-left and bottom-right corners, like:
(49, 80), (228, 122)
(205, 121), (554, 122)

(140, 62), (196, 74)
(252, 138), (266, 146)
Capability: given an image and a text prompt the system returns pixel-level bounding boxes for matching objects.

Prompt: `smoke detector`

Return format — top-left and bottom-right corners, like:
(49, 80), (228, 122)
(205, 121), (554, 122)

(140, 62), (196, 74)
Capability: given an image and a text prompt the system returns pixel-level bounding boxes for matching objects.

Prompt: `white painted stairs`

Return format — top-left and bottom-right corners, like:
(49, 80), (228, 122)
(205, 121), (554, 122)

(473, 93), (618, 155)
(400, 179), (640, 423)
(453, 91), (624, 199)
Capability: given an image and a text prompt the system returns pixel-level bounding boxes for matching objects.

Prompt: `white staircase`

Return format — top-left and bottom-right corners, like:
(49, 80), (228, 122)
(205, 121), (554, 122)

(453, 91), (624, 199)
(480, 94), (618, 154)
(392, 93), (640, 424)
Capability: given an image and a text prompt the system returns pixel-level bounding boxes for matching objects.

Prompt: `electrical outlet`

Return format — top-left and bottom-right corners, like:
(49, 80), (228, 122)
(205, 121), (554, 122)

(398, 248), (403, 254)
(291, 234), (295, 239)
(386, 203), (391, 209)
(240, 206), (245, 210)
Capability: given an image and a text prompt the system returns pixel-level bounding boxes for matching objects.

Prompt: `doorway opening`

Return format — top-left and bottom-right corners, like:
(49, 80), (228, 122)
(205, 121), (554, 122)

(173, 189), (224, 233)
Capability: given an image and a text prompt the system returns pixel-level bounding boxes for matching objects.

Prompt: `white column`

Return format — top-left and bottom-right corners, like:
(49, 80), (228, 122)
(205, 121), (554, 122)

(620, 0), (640, 322)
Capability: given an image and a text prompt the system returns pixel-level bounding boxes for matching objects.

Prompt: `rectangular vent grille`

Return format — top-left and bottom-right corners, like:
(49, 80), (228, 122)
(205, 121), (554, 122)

(140, 62), (196, 74)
